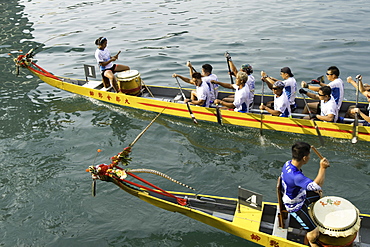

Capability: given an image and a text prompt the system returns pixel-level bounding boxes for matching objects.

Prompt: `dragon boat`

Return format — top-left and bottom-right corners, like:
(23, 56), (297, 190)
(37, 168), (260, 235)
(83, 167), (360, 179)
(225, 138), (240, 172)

(87, 160), (370, 247)
(14, 50), (370, 142)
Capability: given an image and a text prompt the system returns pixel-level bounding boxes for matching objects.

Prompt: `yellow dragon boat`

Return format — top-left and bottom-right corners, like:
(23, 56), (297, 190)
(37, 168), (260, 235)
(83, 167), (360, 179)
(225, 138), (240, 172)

(15, 50), (370, 142)
(87, 162), (370, 246)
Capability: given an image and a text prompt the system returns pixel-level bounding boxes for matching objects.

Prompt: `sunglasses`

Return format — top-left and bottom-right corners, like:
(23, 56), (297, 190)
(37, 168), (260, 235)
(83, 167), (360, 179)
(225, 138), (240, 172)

(318, 93), (327, 96)
(326, 73), (334, 76)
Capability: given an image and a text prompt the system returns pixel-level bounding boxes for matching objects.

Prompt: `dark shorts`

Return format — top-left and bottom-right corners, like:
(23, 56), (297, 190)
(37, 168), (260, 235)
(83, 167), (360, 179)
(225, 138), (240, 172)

(290, 191), (321, 231)
(101, 64), (117, 78)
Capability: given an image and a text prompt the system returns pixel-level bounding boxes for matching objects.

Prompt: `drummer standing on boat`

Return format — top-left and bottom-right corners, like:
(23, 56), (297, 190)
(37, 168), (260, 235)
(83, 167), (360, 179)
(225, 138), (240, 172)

(95, 37), (130, 93)
(281, 142), (330, 233)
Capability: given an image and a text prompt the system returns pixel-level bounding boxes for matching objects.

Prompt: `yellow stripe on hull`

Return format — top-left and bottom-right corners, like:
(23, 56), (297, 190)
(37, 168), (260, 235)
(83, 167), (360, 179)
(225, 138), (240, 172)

(31, 70), (370, 142)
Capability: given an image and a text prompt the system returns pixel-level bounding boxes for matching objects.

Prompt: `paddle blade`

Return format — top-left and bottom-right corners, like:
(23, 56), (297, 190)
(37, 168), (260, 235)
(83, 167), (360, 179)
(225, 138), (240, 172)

(92, 179), (96, 197)
(185, 102), (198, 124)
(351, 136), (358, 144)
(351, 114), (359, 144)
(314, 125), (325, 146)
(216, 106), (223, 125)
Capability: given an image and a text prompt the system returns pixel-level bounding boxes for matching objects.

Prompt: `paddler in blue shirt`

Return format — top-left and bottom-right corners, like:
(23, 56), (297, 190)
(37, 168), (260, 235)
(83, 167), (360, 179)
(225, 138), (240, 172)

(281, 142), (330, 234)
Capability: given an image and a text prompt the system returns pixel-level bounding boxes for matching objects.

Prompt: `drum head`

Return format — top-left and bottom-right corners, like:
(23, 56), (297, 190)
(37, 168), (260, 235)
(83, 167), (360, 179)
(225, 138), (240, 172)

(309, 196), (361, 238)
(116, 70), (140, 80)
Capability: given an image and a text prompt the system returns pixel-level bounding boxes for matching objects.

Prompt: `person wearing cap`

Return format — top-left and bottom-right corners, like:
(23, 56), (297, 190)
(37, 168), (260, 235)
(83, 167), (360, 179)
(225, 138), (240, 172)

(346, 75), (370, 125)
(224, 52), (255, 107)
(281, 142), (330, 237)
(172, 72), (211, 107)
(261, 67), (297, 111)
(301, 66), (344, 114)
(95, 37), (130, 93)
(212, 71), (251, 113)
(186, 62), (218, 103)
(259, 81), (291, 117)
(299, 86), (338, 122)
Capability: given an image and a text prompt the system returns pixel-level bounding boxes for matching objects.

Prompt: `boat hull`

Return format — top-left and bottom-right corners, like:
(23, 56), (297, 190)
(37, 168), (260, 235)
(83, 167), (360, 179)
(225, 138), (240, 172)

(25, 62), (370, 142)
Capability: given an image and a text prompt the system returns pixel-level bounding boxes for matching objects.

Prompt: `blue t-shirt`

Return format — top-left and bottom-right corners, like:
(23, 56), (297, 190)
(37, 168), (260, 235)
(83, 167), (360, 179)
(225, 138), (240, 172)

(281, 160), (321, 212)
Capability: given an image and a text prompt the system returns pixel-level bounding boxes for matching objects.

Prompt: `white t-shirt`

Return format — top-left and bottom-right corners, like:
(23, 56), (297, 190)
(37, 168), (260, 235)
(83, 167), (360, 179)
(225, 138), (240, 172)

(282, 77), (297, 106)
(95, 48), (113, 71)
(320, 96), (338, 122)
(202, 74), (218, 102)
(232, 84), (250, 112)
(274, 92), (291, 117)
(328, 78), (344, 111)
(196, 82), (211, 107)
(247, 75), (255, 105)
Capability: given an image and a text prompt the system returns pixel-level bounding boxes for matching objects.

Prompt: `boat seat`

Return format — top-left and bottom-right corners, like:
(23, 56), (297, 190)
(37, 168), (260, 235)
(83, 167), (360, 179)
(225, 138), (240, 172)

(83, 80), (103, 89)
(272, 176), (290, 238)
(100, 86), (112, 92)
(276, 176), (289, 228)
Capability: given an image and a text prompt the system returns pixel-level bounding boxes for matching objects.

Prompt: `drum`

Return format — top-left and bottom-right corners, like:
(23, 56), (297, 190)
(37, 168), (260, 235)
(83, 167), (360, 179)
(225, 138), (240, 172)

(309, 196), (361, 246)
(116, 70), (142, 95)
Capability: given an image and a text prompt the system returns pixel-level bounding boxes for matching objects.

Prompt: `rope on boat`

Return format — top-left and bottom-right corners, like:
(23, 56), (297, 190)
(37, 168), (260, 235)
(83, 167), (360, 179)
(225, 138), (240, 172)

(129, 168), (195, 191)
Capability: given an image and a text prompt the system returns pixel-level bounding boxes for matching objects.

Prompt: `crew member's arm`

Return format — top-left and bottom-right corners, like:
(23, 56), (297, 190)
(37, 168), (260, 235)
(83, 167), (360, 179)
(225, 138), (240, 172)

(313, 157), (330, 187)
(261, 71), (276, 90)
(185, 98), (205, 106)
(352, 108), (370, 122)
(172, 73), (193, 85)
(228, 60), (238, 77)
(299, 89), (320, 100)
(316, 113), (334, 122)
(211, 80), (233, 90)
(99, 51), (120, 67)
(214, 99), (235, 109)
(186, 61), (196, 78)
(259, 104), (281, 116)
(301, 81), (321, 92)
(347, 75), (366, 96)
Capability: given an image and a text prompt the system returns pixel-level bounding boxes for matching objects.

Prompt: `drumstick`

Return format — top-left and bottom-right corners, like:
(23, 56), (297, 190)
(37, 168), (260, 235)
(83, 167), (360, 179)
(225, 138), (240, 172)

(311, 145), (324, 159)
(115, 51), (121, 57)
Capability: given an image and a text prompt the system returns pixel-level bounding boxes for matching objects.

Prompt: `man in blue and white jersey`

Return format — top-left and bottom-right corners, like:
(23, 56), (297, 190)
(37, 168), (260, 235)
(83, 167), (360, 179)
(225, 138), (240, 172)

(281, 142), (330, 231)
(259, 81), (291, 117)
(172, 72), (211, 107)
(302, 66), (344, 114)
(261, 67), (297, 111)
(299, 86), (338, 122)
(212, 71), (251, 113)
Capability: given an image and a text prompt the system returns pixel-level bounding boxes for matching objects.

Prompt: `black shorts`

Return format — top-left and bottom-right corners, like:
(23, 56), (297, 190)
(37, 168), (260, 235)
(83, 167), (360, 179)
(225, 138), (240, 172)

(101, 64), (117, 78)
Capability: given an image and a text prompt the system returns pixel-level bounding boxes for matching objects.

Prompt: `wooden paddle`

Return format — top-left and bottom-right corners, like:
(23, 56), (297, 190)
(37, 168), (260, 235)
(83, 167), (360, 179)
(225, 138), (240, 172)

(301, 93), (325, 146)
(260, 80), (265, 135)
(216, 104), (223, 125)
(351, 75), (361, 144)
(129, 108), (166, 147)
(175, 77), (198, 124)
(311, 145), (324, 159)
(225, 52), (234, 85)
